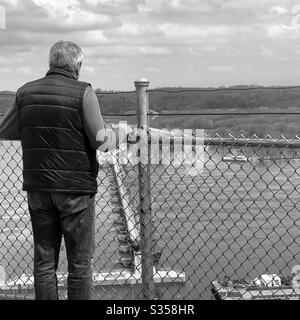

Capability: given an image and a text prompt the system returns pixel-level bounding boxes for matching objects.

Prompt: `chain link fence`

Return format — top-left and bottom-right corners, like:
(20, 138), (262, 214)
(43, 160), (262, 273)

(1, 133), (300, 300)
(1, 85), (300, 300)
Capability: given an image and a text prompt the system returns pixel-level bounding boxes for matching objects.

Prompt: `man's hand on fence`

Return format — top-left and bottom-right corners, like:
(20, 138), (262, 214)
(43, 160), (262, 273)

(96, 123), (134, 152)
(112, 123), (133, 135)
(111, 123), (134, 145)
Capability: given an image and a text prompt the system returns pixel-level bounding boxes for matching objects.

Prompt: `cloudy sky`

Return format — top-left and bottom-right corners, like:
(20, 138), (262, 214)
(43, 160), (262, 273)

(0, 0), (300, 91)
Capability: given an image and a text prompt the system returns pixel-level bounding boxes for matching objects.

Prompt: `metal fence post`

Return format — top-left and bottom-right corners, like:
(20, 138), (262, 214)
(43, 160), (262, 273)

(134, 79), (154, 300)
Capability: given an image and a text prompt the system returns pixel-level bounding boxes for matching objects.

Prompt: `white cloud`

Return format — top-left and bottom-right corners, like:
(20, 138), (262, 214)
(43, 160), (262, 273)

(271, 5), (289, 15)
(159, 23), (232, 39)
(84, 30), (110, 44)
(207, 65), (234, 73)
(95, 57), (120, 64)
(138, 46), (171, 55)
(0, 4), (5, 29)
(82, 0), (141, 15)
(145, 67), (161, 73)
(202, 45), (219, 52)
(266, 24), (286, 37)
(1, 0), (300, 90)
(1, 67), (12, 73)
(82, 65), (95, 73)
(113, 23), (162, 36)
(260, 45), (275, 56)
(84, 45), (171, 57)
(222, 0), (288, 10)
(2, 0), (121, 33)
(163, 0), (218, 13)
(17, 66), (33, 74)
(32, 0), (113, 28)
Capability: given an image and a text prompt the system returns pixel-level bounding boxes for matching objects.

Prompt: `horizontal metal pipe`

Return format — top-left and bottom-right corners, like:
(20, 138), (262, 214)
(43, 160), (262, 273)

(127, 136), (300, 148)
(0, 293), (34, 300)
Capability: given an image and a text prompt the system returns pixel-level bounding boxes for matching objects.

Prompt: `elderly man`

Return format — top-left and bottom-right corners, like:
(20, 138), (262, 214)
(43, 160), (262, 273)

(0, 41), (131, 300)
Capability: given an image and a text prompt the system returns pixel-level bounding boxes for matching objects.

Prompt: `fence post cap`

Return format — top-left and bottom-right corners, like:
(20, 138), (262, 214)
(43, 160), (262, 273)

(134, 78), (150, 87)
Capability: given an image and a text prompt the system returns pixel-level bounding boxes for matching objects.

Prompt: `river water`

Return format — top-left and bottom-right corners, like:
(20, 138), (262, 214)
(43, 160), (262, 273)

(1, 141), (300, 299)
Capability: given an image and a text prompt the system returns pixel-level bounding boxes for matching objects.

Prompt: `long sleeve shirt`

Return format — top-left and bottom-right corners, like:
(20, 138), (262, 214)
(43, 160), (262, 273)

(0, 86), (122, 152)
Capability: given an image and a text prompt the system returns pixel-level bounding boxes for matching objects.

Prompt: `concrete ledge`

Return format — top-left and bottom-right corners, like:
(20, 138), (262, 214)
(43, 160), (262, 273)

(93, 269), (186, 285)
(1, 269), (185, 290)
(0, 269), (186, 300)
(92, 269), (187, 300)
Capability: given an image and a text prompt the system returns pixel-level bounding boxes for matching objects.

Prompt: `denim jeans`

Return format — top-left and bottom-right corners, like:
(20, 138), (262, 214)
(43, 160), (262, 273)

(28, 191), (95, 300)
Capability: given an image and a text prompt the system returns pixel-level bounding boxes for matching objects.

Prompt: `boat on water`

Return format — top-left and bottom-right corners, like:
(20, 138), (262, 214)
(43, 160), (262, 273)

(211, 274), (300, 300)
(222, 155), (250, 162)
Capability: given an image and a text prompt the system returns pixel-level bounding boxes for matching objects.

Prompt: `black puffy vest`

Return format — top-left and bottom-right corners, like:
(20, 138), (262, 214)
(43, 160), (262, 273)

(17, 68), (99, 194)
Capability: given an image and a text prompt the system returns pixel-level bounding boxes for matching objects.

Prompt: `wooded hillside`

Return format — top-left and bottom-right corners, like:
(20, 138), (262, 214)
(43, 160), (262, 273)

(1, 85), (300, 138)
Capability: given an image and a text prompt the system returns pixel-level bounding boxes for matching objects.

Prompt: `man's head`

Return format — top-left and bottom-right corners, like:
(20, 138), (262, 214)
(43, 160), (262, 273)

(49, 41), (83, 80)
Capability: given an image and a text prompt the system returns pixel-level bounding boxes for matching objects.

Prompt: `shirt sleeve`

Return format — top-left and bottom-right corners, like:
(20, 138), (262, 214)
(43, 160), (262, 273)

(0, 98), (21, 140)
(82, 86), (121, 152)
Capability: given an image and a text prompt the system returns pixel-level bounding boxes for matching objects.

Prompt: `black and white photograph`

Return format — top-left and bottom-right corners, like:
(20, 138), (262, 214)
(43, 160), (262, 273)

(0, 0), (300, 309)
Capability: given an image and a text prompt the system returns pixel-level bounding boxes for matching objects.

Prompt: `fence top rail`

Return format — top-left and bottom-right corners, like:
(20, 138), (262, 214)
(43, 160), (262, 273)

(2, 112), (300, 118)
(126, 132), (300, 148)
(85, 112), (300, 117)
(202, 137), (300, 148)
(1, 135), (300, 148)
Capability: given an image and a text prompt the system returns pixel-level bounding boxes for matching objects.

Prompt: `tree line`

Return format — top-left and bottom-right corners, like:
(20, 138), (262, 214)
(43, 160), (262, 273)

(2, 85), (300, 138)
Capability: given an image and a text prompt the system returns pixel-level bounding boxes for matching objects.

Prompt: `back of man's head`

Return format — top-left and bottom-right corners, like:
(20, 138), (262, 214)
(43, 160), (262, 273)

(49, 41), (83, 79)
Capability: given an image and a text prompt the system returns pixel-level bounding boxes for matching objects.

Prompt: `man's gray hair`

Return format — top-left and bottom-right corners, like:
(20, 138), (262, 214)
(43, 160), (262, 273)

(49, 41), (83, 76)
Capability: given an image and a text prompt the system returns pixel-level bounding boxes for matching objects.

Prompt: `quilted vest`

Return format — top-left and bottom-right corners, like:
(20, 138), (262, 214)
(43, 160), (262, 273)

(17, 68), (99, 194)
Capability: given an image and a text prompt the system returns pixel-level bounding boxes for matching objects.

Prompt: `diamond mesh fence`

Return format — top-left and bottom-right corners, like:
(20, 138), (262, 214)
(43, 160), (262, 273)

(1, 86), (300, 300)
(1, 132), (300, 300)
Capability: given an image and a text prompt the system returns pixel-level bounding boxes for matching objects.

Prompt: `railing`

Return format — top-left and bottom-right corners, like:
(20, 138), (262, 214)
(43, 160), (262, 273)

(1, 81), (300, 300)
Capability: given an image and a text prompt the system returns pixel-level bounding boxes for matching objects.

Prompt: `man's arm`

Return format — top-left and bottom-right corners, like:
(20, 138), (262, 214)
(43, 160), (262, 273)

(82, 86), (129, 152)
(0, 98), (21, 140)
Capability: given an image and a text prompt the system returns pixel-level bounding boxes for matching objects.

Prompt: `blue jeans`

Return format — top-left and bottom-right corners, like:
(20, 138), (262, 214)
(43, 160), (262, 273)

(28, 191), (95, 300)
